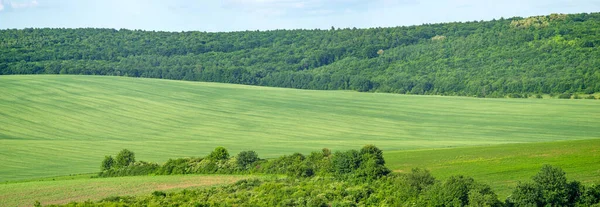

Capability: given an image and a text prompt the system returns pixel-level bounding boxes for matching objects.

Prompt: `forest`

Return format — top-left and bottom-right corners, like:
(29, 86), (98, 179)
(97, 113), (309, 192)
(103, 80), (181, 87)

(42, 146), (600, 207)
(1, 12), (599, 97)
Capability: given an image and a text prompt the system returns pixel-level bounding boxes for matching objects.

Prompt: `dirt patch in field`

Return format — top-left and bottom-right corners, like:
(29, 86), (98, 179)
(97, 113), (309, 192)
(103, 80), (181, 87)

(3, 175), (250, 207)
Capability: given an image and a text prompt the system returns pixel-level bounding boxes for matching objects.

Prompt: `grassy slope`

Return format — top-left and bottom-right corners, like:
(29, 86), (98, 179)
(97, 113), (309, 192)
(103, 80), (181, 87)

(0, 174), (250, 207)
(1, 75), (599, 181)
(385, 139), (600, 198)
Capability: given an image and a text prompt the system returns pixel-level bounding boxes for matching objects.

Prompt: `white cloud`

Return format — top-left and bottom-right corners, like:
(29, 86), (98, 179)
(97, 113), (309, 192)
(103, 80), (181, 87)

(0, 0), (39, 11)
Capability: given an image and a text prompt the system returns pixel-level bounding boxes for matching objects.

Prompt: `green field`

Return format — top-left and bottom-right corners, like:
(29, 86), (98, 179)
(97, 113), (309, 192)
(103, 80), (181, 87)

(386, 139), (600, 198)
(0, 174), (250, 207)
(1, 75), (600, 181)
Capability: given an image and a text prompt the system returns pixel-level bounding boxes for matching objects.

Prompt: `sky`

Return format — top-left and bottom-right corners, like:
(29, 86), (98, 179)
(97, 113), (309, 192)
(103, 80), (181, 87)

(1, 0), (599, 32)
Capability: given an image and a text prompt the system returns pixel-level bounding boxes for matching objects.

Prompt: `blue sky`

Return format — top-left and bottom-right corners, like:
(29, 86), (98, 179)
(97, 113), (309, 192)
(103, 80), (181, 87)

(1, 0), (599, 32)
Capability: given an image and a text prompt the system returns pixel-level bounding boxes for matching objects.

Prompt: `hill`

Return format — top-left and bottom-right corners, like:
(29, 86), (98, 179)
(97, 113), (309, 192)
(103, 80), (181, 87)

(1, 13), (600, 97)
(1, 75), (599, 181)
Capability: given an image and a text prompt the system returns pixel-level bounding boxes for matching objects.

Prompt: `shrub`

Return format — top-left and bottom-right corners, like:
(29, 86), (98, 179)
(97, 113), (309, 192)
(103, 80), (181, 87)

(558, 93), (572, 99)
(101, 155), (114, 171)
(507, 182), (543, 206)
(208, 147), (230, 161)
(157, 158), (191, 175)
(508, 93), (523, 98)
(533, 165), (569, 206)
(287, 163), (314, 178)
(332, 150), (362, 176)
(236, 151), (259, 169)
(406, 168), (435, 193)
(115, 149), (135, 168)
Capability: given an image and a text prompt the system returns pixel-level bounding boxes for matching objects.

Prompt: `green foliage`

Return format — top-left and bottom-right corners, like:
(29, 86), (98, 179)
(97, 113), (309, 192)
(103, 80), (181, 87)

(532, 165), (569, 205)
(101, 156), (114, 171)
(507, 165), (600, 207)
(236, 150), (259, 169)
(406, 168), (436, 193)
(115, 149), (135, 168)
(423, 175), (477, 206)
(286, 163), (314, 178)
(98, 161), (160, 177)
(332, 150), (362, 176)
(208, 147), (229, 161)
(467, 184), (503, 207)
(360, 144), (385, 165)
(508, 182), (543, 207)
(2, 12), (600, 97)
(558, 93), (573, 99)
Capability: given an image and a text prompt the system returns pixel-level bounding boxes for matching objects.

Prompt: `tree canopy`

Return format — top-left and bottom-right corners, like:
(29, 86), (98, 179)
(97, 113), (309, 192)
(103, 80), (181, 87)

(1, 12), (599, 97)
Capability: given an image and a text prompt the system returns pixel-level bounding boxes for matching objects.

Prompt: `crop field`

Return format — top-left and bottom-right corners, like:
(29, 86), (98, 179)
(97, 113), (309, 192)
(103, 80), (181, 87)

(1, 75), (600, 181)
(0, 174), (251, 207)
(385, 139), (600, 198)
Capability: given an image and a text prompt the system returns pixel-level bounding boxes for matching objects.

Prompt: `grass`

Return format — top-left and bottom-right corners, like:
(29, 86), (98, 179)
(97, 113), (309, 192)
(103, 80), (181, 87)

(385, 139), (600, 198)
(0, 174), (252, 207)
(1, 75), (599, 181)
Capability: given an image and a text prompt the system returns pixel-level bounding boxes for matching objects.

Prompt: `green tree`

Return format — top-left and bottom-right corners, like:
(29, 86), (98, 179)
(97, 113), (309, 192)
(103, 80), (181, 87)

(236, 150), (259, 169)
(406, 168), (436, 193)
(508, 182), (543, 207)
(532, 165), (569, 206)
(101, 155), (114, 171)
(209, 147), (230, 161)
(360, 144), (385, 165)
(115, 149), (135, 168)
(332, 150), (362, 176)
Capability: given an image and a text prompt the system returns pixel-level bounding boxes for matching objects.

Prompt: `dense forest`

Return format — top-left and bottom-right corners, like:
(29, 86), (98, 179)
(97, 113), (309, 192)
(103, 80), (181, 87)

(1, 12), (600, 97)
(43, 146), (600, 206)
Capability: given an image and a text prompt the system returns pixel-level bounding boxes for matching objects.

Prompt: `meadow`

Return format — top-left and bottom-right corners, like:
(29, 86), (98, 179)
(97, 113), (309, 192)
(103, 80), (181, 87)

(0, 174), (251, 207)
(1, 75), (600, 181)
(386, 139), (600, 198)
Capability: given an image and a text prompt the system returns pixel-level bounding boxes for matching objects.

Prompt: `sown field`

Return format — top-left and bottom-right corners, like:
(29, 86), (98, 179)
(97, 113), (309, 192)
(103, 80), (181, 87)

(1, 75), (600, 181)
(385, 139), (600, 198)
(0, 174), (251, 207)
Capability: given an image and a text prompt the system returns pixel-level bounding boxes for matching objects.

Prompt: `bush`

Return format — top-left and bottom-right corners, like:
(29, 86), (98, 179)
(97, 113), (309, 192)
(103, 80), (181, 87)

(533, 165), (569, 206)
(236, 151), (259, 169)
(332, 150), (362, 176)
(208, 147), (230, 161)
(507, 182), (543, 206)
(508, 93), (523, 98)
(157, 158), (191, 175)
(101, 155), (114, 171)
(98, 161), (160, 177)
(287, 163), (314, 178)
(406, 168), (435, 193)
(115, 149), (135, 168)
(558, 93), (572, 99)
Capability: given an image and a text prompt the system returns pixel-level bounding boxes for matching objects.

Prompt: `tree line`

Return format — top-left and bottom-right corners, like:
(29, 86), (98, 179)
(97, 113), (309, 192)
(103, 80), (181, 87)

(97, 145), (389, 181)
(42, 146), (600, 206)
(2, 12), (600, 98)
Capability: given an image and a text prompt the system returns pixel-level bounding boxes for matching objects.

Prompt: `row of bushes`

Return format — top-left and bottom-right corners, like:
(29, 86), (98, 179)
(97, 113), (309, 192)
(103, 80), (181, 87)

(53, 165), (600, 206)
(506, 93), (598, 99)
(98, 145), (390, 180)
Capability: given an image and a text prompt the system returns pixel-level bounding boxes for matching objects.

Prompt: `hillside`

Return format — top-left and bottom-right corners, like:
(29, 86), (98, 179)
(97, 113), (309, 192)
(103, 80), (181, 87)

(1, 75), (599, 181)
(1, 13), (600, 97)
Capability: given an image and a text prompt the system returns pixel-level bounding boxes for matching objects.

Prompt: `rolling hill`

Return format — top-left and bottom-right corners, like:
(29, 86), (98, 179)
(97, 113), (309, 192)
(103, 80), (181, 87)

(1, 75), (599, 181)
(1, 12), (600, 97)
